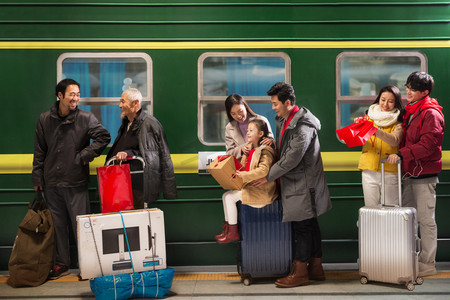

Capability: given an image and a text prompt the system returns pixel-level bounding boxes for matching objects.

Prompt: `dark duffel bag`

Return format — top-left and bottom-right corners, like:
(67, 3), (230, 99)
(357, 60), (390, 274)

(7, 190), (55, 287)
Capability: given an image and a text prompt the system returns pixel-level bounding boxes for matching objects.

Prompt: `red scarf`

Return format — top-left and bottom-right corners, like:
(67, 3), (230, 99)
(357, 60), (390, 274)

(279, 105), (300, 148)
(245, 148), (255, 171)
(401, 95), (443, 147)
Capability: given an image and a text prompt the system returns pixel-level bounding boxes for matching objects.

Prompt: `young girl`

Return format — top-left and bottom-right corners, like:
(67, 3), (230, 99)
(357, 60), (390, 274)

(357, 85), (403, 206)
(215, 119), (278, 243)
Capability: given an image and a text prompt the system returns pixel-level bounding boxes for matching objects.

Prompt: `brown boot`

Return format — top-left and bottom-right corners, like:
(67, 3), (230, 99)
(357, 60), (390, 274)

(308, 257), (325, 281)
(214, 222), (228, 240)
(275, 260), (309, 287)
(216, 224), (239, 243)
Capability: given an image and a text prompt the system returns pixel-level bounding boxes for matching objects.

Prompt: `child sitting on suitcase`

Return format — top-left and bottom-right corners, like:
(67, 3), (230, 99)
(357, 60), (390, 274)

(215, 119), (278, 243)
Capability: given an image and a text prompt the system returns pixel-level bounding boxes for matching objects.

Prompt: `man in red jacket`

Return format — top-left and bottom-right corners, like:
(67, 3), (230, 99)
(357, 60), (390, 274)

(387, 71), (444, 277)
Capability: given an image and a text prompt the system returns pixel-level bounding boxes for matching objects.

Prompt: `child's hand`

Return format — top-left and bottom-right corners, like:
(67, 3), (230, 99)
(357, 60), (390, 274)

(235, 170), (245, 177)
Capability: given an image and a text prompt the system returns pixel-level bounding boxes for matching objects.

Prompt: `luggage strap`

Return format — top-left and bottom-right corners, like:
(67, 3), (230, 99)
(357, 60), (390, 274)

(88, 216), (104, 277)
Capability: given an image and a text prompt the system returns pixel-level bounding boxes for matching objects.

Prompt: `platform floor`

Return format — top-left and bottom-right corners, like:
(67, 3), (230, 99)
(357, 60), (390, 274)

(1, 263), (450, 299)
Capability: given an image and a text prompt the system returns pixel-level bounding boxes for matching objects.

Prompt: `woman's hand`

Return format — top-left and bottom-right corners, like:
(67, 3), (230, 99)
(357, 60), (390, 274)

(260, 137), (274, 147)
(241, 144), (251, 155)
(354, 115), (368, 123)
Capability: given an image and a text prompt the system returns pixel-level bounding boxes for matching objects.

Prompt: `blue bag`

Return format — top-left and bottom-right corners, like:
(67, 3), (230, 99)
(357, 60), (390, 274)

(90, 268), (174, 300)
(90, 211), (174, 299)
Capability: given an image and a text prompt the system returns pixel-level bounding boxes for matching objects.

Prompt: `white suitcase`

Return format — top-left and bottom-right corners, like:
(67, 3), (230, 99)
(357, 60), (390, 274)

(357, 159), (423, 291)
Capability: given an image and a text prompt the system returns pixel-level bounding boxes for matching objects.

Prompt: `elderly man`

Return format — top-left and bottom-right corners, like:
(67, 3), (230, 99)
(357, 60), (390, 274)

(32, 78), (110, 279)
(106, 88), (177, 207)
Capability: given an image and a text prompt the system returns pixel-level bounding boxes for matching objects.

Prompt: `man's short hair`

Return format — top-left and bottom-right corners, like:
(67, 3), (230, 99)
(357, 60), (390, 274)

(406, 71), (434, 94)
(56, 78), (80, 98)
(123, 88), (143, 105)
(267, 82), (296, 105)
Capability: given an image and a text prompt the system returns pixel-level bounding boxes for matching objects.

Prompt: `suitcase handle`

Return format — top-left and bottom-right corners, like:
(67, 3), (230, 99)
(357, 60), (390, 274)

(415, 237), (422, 255)
(380, 158), (402, 207)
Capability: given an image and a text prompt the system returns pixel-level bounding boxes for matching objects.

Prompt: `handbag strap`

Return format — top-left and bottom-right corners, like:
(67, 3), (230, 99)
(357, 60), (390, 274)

(119, 211), (135, 274)
(31, 190), (45, 211)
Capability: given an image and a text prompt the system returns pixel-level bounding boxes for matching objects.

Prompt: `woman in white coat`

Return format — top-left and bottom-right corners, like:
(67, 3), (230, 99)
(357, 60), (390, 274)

(224, 94), (274, 159)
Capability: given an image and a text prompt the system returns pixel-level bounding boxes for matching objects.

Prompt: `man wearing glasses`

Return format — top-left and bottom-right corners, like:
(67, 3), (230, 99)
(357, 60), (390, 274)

(387, 71), (444, 277)
(32, 78), (110, 279)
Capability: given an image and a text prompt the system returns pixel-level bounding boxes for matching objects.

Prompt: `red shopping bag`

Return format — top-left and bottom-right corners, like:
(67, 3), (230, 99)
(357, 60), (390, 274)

(336, 119), (378, 147)
(97, 164), (134, 213)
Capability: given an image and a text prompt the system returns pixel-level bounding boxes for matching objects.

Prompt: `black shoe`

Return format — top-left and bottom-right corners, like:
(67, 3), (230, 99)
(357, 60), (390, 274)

(48, 265), (70, 280)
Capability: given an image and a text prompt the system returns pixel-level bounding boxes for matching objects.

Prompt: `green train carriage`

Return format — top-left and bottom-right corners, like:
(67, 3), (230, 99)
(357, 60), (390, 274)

(0, 0), (449, 269)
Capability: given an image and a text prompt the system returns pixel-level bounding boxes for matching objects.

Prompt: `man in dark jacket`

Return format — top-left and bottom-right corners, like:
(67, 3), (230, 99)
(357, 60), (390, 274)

(253, 82), (332, 288)
(106, 88), (177, 207)
(387, 71), (444, 277)
(32, 78), (110, 279)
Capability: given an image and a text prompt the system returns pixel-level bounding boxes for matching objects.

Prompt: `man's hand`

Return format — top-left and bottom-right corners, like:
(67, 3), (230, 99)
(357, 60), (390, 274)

(251, 177), (268, 187)
(116, 151), (128, 161)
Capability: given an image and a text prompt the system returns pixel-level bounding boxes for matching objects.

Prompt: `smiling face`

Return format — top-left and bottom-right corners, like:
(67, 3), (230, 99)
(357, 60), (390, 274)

(119, 92), (138, 120)
(58, 84), (80, 112)
(230, 104), (247, 123)
(378, 91), (396, 112)
(246, 122), (264, 147)
(270, 95), (291, 118)
(405, 85), (428, 103)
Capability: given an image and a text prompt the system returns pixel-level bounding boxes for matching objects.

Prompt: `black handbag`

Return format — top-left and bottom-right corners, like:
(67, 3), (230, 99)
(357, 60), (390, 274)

(7, 190), (55, 287)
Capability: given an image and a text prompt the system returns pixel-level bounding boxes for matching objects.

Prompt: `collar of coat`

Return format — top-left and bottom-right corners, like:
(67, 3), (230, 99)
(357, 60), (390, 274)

(275, 106), (321, 132)
(50, 100), (78, 124)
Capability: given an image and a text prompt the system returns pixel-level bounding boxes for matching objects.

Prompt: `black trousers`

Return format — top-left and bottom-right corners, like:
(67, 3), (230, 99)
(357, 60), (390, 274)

(45, 186), (90, 267)
(292, 217), (323, 262)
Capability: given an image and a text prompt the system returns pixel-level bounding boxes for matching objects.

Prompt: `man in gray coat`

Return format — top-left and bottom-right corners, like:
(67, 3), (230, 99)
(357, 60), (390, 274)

(253, 82), (332, 288)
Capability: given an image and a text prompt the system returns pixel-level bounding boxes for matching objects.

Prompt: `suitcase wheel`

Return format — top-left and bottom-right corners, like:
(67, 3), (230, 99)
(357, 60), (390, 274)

(360, 276), (368, 284)
(406, 282), (415, 291)
(416, 277), (424, 285)
(242, 277), (252, 286)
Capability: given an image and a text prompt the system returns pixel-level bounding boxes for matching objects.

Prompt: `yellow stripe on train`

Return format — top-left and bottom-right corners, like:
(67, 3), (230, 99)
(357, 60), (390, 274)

(1, 152), (450, 174)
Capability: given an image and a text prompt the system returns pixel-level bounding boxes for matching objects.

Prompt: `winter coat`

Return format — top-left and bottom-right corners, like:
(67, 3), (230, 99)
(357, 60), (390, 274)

(106, 110), (177, 202)
(225, 114), (273, 159)
(358, 122), (402, 173)
(239, 145), (278, 206)
(32, 101), (110, 187)
(399, 102), (445, 177)
(266, 107), (331, 222)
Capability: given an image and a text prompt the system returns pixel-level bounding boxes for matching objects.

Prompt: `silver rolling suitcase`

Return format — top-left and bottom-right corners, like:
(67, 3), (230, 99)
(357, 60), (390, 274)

(357, 159), (423, 291)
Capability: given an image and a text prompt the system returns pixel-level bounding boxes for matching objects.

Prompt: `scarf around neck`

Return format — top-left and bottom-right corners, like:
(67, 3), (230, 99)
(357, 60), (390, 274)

(367, 104), (400, 127)
(401, 95), (443, 147)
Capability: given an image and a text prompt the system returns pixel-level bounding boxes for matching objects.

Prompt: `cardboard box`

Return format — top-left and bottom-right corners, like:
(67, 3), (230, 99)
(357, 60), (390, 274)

(77, 209), (166, 279)
(207, 155), (243, 190)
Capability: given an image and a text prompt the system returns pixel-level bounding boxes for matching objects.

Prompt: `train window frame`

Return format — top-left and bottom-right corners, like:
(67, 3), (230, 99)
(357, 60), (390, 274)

(198, 52), (291, 146)
(335, 51), (427, 134)
(56, 52), (153, 115)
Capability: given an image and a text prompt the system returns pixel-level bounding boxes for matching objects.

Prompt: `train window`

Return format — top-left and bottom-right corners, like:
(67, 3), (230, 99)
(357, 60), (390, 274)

(56, 53), (152, 142)
(336, 51), (427, 129)
(198, 52), (291, 145)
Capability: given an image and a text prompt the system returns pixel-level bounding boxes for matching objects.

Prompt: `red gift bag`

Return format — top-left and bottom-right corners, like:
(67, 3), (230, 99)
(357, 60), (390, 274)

(97, 164), (134, 213)
(336, 120), (378, 147)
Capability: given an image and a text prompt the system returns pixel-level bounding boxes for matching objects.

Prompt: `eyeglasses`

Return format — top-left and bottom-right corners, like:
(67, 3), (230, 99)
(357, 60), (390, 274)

(404, 84), (418, 92)
(68, 92), (81, 98)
